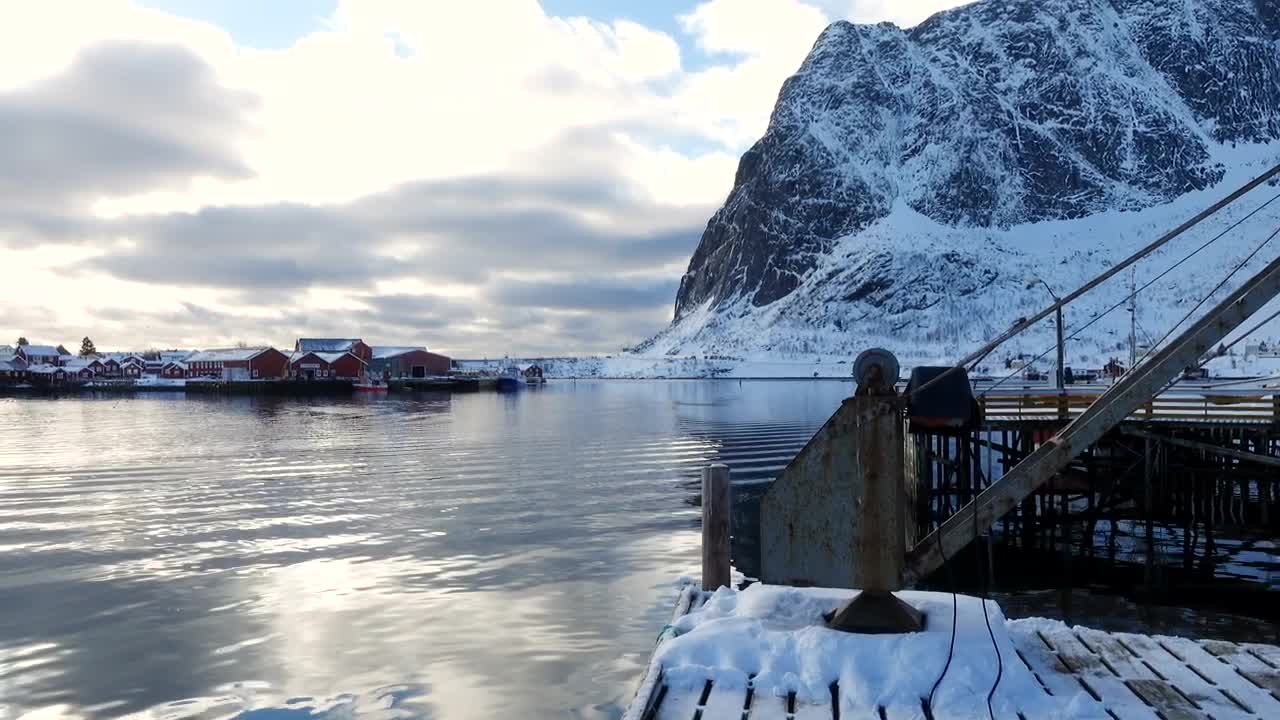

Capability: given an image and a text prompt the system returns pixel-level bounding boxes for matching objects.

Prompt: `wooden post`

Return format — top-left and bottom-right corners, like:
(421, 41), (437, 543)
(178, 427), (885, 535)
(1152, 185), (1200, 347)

(701, 464), (731, 591)
(1144, 435), (1155, 592)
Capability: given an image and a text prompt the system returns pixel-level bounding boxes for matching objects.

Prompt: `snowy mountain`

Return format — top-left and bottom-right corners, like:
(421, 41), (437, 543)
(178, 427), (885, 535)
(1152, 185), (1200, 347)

(641, 0), (1280, 372)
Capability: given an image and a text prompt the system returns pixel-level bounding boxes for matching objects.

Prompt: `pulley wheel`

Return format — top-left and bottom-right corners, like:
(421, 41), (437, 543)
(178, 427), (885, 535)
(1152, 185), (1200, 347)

(853, 348), (900, 388)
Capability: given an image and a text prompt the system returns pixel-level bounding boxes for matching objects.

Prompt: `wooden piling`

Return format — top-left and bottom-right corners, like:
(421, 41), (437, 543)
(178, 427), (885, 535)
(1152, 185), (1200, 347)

(701, 464), (731, 591)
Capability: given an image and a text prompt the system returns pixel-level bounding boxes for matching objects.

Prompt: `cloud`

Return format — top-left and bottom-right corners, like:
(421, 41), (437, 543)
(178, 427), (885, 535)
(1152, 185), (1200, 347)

(489, 276), (679, 312)
(0, 42), (254, 219)
(75, 130), (708, 293)
(7, 0), (966, 355)
(85, 203), (388, 288)
(353, 293), (477, 333)
(680, 0), (829, 56)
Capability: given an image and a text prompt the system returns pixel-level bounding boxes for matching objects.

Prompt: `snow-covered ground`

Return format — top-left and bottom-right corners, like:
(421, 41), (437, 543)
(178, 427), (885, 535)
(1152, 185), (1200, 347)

(452, 350), (1280, 381)
(637, 583), (1280, 718)
(452, 156), (1280, 381)
(132, 376), (187, 388)
(645, 149), (1280, 375)
(463, 155), (1280, 384)
(453, 355), (860, 379)
(647, 584), (1102, 718)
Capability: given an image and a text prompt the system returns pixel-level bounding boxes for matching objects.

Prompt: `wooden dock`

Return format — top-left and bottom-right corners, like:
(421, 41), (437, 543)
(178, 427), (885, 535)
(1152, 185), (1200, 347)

(627, 585), (1280, 720)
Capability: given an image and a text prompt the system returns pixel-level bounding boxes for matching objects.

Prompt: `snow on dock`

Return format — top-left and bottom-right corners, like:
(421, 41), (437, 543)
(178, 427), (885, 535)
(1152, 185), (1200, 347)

(626, 584), (1280, 720)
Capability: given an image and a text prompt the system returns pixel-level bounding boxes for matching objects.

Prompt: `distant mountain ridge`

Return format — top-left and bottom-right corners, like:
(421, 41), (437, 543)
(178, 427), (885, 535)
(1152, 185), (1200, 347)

(642, 0), (1280, 366)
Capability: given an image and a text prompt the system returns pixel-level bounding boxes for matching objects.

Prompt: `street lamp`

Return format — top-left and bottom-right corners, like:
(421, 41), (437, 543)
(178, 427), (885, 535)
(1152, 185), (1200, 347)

(1026, 275), (1065, 391)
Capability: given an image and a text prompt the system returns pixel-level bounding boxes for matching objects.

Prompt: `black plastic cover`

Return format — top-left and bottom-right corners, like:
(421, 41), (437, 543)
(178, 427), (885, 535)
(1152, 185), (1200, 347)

(905, 366), (980, 433)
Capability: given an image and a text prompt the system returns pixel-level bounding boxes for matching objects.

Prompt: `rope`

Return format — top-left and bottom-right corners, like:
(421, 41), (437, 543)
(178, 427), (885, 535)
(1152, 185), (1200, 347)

(974, 455), (1002, 720)
(902, 165), (1280, 407)
(928, 460), (960, 713)
(952, 161), (1280, 371)
(1132, 224), (1280, 372)
(974, 192), (1280, 398)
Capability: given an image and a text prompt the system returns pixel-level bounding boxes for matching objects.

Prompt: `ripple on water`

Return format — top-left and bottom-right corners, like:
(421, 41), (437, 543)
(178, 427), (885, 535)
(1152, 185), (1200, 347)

(0, 383), (843, 719)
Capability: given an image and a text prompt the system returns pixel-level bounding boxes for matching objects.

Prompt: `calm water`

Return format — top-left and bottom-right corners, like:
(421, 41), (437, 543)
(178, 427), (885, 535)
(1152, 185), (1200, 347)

(0, 381), (846, 720)
(1, 381), (1275, 720)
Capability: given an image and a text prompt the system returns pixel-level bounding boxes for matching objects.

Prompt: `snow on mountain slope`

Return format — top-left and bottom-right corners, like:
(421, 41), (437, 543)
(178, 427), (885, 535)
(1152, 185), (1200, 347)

(641, 0), (1280, 371)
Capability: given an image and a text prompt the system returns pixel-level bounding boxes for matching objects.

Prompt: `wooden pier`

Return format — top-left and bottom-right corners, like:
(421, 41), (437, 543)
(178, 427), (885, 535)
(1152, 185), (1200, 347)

(627, 585), (1280, 720)
(905, 386), (1279, 597)
(631, 168), (1280, 719)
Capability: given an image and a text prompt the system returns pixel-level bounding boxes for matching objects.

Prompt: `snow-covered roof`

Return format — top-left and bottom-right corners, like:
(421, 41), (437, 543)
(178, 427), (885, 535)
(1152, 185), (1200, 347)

(62, 358), (91, 369)
(186, 347), (271, 363)
(297, 338), (362, 353)
(0, 359), (23, 371)
(372, 346), (427, 359)
(26, 364), (64, 374)
(98, 352), (144, 362)
(19, 345), (60, 356)
(291, 350), (362, 364)
(161, 360), (188, 369)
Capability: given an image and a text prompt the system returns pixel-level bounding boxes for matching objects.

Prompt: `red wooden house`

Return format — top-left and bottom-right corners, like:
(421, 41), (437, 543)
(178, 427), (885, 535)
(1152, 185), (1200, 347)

(27, 365), (67, 384)
(160, 361), (188, 378)
(16, 345), (63, 366)
(185, 348), (289, 380)
(289, 351), (365, 380)
(121, 357), (145, 378)
(370, 347), (452, 378)
(0, 359), (27, 381)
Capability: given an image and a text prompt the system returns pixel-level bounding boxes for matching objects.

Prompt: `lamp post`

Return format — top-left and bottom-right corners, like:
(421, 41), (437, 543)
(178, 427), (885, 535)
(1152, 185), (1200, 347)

(1027, 276), (1065, 391)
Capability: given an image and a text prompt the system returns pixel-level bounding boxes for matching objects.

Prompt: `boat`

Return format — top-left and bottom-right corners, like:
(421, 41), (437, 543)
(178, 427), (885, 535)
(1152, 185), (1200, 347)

(354, 378), (389, 392)
(495, 366), (523, 392)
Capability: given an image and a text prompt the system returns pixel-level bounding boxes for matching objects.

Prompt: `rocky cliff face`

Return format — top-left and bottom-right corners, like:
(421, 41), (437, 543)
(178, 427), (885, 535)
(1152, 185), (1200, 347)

(651, 0), (1280, 364)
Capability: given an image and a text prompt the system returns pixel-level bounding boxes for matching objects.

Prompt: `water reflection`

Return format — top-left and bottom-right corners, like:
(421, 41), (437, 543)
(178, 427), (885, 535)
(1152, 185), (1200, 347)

(0, 382), (843, 719)
(1, 380), (1273, 720)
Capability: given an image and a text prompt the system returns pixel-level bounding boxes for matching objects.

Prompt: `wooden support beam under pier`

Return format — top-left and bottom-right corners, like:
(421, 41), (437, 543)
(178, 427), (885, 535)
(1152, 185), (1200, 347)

(904, 253), (1280, 586)
(1120, 427), (1280, 469)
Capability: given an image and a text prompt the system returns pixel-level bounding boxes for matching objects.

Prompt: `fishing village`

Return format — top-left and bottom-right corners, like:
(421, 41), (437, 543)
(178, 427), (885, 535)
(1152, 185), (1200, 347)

(0, 337), (550, 393)
(4, 2), (1280, 719)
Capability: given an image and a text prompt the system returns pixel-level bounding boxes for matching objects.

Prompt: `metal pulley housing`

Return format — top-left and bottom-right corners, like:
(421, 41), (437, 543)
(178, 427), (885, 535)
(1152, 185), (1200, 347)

(852, 348), (899, 395)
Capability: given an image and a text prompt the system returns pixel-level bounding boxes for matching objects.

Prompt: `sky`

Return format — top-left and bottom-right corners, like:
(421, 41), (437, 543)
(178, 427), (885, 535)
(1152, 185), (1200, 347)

(0, 0), (969, 357)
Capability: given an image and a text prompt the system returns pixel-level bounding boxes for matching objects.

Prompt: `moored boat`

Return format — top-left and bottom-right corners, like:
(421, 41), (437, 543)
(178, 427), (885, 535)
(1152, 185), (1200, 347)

(495, 366), (523, 392)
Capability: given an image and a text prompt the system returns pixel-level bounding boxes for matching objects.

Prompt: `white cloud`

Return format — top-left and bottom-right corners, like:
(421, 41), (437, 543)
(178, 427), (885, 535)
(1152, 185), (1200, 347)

(680, 0), (829, 56)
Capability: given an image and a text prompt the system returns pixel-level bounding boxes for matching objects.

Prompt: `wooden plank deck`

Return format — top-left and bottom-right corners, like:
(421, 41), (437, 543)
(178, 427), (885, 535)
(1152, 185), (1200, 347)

(628, 588), (1280, 720)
